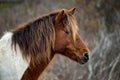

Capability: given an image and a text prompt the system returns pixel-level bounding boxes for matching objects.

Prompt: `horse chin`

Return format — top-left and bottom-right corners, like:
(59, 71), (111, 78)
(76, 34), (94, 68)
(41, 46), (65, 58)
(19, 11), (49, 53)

(77, 56), (88, 64)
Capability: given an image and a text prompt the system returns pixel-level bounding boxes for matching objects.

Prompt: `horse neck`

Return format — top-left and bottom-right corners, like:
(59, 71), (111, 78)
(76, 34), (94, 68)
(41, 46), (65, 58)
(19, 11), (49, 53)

(21, 54), (55, 80)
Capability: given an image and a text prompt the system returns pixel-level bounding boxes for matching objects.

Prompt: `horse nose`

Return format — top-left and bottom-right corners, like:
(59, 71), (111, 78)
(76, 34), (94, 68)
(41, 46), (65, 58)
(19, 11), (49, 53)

(83, 52), (89, 61)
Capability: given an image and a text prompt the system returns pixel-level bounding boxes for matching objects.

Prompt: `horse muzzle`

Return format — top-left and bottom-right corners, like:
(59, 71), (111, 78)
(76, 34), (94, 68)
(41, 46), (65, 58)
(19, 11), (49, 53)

(77, 53), (89, 64)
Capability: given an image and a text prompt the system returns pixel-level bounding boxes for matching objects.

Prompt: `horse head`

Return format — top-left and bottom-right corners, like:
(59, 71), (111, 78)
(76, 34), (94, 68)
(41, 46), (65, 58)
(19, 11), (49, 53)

(54, 8), (90, 64)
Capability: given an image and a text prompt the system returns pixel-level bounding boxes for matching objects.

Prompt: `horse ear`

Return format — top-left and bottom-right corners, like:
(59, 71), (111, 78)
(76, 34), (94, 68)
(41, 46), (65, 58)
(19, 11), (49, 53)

(55, 10), (66, 23)
(68, 8), (76, 15)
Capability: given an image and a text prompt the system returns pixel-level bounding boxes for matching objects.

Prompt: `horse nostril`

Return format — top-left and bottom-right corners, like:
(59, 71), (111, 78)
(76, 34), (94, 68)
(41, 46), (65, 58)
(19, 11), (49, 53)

(83, 53), (89, 60)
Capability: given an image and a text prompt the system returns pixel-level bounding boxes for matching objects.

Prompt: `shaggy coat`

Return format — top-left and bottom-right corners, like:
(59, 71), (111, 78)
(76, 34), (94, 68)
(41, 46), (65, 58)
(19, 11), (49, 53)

(0, 8), (90, 80)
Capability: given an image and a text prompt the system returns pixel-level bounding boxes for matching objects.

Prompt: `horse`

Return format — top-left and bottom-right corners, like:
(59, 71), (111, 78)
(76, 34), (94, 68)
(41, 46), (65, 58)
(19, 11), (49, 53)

(0, 8), (90, 80)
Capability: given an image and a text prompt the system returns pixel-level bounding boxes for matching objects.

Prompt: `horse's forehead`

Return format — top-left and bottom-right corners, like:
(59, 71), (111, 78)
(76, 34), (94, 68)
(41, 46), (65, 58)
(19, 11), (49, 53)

(67, 15), (78, 41)
(67, 15), (78, 30)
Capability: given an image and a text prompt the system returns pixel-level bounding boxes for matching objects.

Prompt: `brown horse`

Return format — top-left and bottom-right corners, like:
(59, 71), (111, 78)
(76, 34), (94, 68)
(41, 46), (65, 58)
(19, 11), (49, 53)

(0, 8), (90, 80)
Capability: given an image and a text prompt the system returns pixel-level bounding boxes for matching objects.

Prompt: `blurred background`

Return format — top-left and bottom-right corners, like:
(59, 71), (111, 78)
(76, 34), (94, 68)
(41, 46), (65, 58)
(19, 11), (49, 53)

(0, 0), (120, 80)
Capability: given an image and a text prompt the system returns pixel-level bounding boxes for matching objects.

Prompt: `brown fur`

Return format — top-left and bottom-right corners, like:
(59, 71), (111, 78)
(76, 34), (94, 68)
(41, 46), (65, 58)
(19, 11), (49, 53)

(11, 8), (90, 80)
(11, 13), (57, 66)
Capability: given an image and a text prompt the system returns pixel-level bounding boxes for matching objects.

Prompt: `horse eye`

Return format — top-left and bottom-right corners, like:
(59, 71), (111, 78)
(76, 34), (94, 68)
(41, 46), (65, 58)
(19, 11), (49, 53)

(64, 30), (70, 34)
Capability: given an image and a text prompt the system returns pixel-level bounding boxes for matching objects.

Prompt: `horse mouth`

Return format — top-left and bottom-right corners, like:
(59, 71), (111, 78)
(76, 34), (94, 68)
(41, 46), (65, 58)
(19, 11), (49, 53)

(77, 56), (89, 64)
